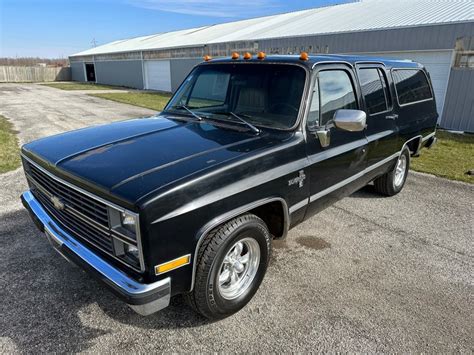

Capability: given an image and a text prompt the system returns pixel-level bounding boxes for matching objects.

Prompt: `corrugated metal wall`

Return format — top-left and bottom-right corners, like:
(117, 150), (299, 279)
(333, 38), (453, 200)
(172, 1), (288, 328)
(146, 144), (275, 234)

(70, 62), (85, 82)
(95, 60), (144, 89)
(169, 58), (202, 92)
(441, 68), (474, 132)
(69, 23), (473, 62)
(255, 23), (473, 54)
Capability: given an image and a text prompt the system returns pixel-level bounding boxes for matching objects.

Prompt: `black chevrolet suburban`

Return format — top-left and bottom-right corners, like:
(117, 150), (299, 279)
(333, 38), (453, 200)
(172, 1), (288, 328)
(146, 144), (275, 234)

(21, 53), (438, 319)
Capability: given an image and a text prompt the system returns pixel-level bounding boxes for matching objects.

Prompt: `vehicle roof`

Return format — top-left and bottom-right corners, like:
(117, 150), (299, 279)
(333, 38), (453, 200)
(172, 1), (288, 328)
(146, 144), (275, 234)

(201, 54), (423, 70)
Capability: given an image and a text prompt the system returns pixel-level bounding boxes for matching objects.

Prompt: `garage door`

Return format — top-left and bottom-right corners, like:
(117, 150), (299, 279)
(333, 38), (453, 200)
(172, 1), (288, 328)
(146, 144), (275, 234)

(144, 60), (171, 92)
(359, 51), (454, 121)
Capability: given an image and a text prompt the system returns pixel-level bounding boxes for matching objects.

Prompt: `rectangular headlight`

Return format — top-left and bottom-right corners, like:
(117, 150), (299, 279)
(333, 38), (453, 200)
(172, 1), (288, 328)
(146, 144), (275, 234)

(112, 239), (141, 268)
(120, 211), (137, 235)
(107, 207), (143, 271)
(108, 208), (138, 240)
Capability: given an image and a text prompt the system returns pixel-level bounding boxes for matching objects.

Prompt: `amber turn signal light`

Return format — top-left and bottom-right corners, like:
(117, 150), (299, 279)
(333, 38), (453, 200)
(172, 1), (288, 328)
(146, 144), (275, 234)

(231, 52), (240, 60)
(155, 254), (191, 275)
(203, 55), (212, 61)
(243, 52), (252, 60)
(299, 51), (309, 61)
(257, 51), (266, 60)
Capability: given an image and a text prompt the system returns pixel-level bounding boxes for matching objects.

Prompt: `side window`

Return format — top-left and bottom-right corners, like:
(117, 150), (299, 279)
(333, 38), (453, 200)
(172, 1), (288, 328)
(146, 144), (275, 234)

(188, 70), (230, 108)
(359, 68), (390, 115)
(307, 79), (320, 129)
(319, 70), (357, 125)
(392, 69), (432, 105)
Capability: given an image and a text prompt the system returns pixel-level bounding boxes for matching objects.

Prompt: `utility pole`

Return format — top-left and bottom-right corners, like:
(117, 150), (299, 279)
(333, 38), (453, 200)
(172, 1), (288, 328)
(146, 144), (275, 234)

(91, 38), (97, 47)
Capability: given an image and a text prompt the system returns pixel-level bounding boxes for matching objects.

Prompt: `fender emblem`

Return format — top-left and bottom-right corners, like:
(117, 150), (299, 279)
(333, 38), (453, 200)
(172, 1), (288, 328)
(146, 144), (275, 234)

(288, 170), (306, 188)
(50, 195), (65, 211)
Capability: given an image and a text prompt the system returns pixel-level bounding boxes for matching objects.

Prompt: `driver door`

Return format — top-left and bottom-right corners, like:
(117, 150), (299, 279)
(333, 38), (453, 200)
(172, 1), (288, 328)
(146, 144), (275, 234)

(304, 64), (369, 217)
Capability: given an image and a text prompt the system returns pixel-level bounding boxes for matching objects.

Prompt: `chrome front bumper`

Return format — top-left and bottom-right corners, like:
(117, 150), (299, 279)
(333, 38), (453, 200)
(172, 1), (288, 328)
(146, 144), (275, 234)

(21, 190), (170, 316)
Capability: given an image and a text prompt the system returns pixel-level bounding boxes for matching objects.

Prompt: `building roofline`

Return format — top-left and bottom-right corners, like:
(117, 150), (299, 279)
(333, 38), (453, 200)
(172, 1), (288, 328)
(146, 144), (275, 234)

(69, 0), (474, 58)
(69, 21), (473, 58)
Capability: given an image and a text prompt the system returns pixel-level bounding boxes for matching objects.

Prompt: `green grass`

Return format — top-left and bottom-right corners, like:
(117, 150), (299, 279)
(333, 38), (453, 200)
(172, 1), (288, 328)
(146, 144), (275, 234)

(41, 82), (121, 90)
(0, 115), (21, 174)
(411, 131), (474, 183)
(89, 92), (172, 111)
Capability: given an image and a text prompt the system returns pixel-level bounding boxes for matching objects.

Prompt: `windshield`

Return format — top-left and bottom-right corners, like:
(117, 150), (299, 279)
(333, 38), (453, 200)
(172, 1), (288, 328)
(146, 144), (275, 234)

(164, 64), (307, 130)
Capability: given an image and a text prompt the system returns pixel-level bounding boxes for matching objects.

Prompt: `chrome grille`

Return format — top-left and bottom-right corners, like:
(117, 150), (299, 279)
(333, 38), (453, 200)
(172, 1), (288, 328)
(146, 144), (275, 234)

(28, 163), (109, 227)
(23, 157), (142, 271)
(33, 189), (115, 254)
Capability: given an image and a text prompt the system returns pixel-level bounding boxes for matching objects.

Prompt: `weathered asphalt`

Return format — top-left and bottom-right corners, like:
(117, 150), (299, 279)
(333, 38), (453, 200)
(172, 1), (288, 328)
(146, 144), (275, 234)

(0, 83), (472, 353)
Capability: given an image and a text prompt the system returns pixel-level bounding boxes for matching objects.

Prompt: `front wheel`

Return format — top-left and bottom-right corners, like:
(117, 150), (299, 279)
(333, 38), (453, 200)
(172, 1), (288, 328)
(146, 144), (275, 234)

(185, 214), (271, 319)
(373, 147), (410, 196)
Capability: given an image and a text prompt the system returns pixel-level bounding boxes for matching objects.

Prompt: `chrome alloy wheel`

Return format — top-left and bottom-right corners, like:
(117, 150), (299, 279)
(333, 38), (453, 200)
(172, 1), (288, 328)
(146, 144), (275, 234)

(217, 238), (260, 300)
(394, 154), (407, 188)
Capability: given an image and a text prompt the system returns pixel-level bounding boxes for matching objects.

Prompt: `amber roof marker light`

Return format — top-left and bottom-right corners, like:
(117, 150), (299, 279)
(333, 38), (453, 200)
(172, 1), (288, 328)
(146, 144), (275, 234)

(257, 52), (266, 60)
(203, 55), (212, 61)
(300, 52), (309, 61)
(243, 52), (252, 60)
(231, 52), (240, 60)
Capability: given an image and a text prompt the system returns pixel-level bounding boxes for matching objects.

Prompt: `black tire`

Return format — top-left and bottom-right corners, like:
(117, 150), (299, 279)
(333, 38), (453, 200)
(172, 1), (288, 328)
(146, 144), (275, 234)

(185, 213), (271, 319)
(373, 147), (410, 196)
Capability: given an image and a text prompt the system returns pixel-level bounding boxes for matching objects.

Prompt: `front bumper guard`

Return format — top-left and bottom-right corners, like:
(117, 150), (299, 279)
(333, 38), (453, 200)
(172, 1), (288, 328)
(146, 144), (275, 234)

(21, 190), (170, 316)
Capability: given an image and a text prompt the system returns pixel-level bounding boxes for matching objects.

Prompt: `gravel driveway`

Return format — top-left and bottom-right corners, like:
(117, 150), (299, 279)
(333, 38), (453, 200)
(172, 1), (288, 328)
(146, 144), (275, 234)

(0, 83), (472, 353)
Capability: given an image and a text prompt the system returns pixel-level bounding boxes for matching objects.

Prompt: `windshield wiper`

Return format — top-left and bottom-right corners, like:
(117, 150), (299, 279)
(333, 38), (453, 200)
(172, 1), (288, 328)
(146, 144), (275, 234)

(212, 111), (260, 134)
(229, 112), (261, 134)
(171, 105), (203, 121)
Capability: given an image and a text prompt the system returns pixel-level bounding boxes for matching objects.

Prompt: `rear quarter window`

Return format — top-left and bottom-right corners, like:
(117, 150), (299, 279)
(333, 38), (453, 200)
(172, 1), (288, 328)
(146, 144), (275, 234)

(359, 68), (390, 115)
(392, 69), (433, 106)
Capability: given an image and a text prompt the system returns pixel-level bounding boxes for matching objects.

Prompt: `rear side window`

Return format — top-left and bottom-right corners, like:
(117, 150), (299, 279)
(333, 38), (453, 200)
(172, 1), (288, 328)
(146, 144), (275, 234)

(359, 68), (390, 115)
(318, 70), (357, 125)
(392, 69), (432, 105)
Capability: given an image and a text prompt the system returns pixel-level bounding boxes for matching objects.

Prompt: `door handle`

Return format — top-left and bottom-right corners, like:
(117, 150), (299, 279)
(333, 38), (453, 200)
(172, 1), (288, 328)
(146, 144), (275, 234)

(385, 114), (398, 120)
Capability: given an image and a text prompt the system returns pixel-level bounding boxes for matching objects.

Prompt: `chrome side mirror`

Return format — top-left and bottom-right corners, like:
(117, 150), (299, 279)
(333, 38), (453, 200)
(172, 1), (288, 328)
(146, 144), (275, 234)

(333, 109), (367, 132)
(315, 109), (366, 148)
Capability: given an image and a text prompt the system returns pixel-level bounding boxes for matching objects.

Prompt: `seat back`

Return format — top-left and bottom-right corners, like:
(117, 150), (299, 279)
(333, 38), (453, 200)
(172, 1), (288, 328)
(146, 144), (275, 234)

(235, 87), (267, 113)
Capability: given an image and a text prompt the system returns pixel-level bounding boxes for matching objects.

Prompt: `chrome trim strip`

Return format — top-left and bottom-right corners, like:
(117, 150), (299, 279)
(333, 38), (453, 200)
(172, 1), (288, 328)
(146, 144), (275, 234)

(22, 154), (132, 212)
(311, 60), (354, 70)
(142, 136), (305, 205)
(289, 198), (309, 214)
(398, 97), (434, 107)
(22, 191), (170, 307)
(422, 132), (436, 142)
(190, 197), (289, 291)
(22, 154), (145, 272)
(402, 134), (423, 155)
(152, 157), (306, 224)
(366, 130), (394, 144)
(309, 152), (399, 203)
(307, 138), (368, 165)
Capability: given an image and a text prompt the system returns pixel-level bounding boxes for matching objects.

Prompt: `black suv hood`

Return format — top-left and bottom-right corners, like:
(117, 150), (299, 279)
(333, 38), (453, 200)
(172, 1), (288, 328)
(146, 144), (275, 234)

(23, 115), (285, 206)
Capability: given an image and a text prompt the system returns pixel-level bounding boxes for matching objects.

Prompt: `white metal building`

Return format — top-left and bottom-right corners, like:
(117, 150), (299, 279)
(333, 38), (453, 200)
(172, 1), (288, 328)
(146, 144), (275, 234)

(69, 0), (474, 132)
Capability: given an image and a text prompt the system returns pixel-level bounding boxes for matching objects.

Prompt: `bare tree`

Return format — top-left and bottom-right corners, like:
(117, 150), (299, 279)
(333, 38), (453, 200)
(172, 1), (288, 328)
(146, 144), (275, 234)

(0, 57), (69, 67)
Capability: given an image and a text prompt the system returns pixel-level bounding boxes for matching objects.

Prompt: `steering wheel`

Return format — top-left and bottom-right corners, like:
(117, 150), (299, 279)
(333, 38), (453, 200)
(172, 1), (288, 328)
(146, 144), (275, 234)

(270, 102), (299, 114)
